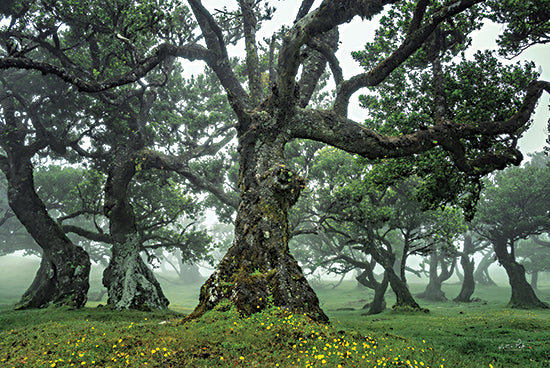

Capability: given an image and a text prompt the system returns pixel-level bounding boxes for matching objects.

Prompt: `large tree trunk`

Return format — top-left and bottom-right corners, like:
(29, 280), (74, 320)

(5, 158), (90, 309)
(418, 251), (456, 302)
(399, 237), (411, 286)
(188, 129), (328, 322)
(493, 238), (547, 309)
(454, 233), (476, 302)
(102, 151), (169, 310)
(387, 269), (423, 310)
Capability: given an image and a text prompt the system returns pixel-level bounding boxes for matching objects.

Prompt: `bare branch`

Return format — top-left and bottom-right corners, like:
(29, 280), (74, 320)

(0, 43), (209, 92)
(62, 224), (111, 243)
(294, 0), (316, 23)
(137, 149), (239, 209)
(57, 209), (101, 224)
(277, 0), (395, 104)
(407, 0), (430, 36)
(187, 0), (250, 112)
(239, 0), (263, 105)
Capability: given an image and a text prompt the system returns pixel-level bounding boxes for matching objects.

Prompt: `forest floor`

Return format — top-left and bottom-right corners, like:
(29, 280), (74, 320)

(0, 255), (549, 367)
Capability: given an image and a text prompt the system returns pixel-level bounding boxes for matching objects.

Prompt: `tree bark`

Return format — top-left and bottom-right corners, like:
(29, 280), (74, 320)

(4, 157), (90, 309)
(399, 236), (411, 286)
(387, 269), (423, 310)
(454, 233), (476, 302)
(493, 238), (547, 309)
(102, 150), (169, 310)
(418, 251), (456, 301)
(188, 117), (328, 322)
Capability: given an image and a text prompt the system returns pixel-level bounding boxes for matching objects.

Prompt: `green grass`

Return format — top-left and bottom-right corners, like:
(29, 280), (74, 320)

(321, 282), (550, 368)
(1, 255), (550, 367)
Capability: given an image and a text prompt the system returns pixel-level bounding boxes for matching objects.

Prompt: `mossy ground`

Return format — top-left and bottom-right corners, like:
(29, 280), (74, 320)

(1, 255), (550, 367)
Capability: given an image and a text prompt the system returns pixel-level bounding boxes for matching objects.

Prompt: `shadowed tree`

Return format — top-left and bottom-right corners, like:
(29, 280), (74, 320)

(0, 0), (236, 310)
(473, 249), (498, 286)
(2, 0), (550, 321)
(0, 70), (90, 309)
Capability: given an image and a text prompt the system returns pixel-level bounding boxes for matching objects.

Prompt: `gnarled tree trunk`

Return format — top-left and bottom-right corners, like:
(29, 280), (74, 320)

(358, 270), (389, 315)
(493, 238), (547, 309)
(189, 122), (328, 322)
(4, 157), (89, 309)
(102, 151), (169, 310)
(531, 271), (539, 290)
(369, 246), (423, 310)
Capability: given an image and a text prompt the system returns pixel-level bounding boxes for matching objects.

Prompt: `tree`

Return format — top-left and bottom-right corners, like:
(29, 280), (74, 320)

(294, 147), (465, 311)
(0, 69), (90, 309)
(486, 0), (550, 58)
(516, 236), (550, 289)
(474, 162), (550, 308)
(417, 246), (457, 301)
(453, 230), (489, 302)
(2, 0), (550, 321)
(473, 249), (498, 286)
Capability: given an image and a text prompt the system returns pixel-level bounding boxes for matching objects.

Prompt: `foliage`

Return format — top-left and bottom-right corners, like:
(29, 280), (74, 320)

(485, 0), (550, 58)
(474, 158), (550, 242)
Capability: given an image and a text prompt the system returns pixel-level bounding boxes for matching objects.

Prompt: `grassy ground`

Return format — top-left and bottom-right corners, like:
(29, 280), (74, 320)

(1, 255), (549, 367)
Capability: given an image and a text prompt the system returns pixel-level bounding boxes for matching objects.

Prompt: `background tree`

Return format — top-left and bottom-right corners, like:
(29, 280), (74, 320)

(485, 0), (550, 58)
(474, 161), (550, 308)
(453, 230), (489, 302)
(473, 249), (498, 286)
(516, 236), (550, 290)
